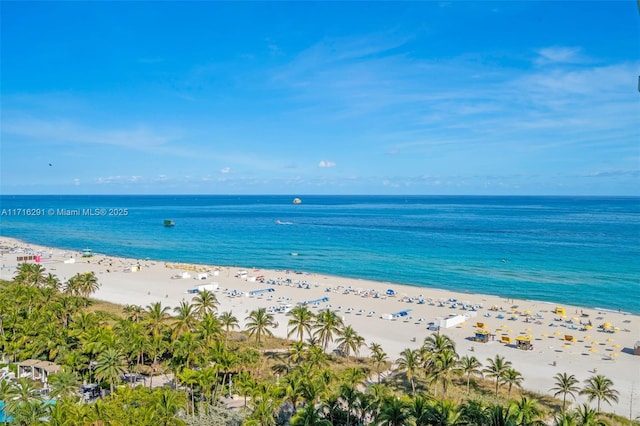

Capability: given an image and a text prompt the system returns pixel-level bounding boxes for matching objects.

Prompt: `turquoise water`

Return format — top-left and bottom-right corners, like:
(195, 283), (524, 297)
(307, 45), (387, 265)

(1, 195), (638, 314)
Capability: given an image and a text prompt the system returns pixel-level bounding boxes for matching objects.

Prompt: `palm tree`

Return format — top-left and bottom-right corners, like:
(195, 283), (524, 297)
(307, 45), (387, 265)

(197, 312), (222, 346)
(369, 342), (388, 384)
(408, 395), (431, 426)
(458, 355), (482, 394)
(579, 374), (619, 412)
(395, 348), (420, 394)
(154, 387), (187, 426)
(503, 368), (524, 399)
(430, 348), (459, 397)
(144, 302), (170, 337)
(68, 272), (100, 298)
(123, 304), (145, 322)
(14, 262), (47, 287)
(425, 400), (461, 426)
(219, 311), (239, 345)
(553, 411), (578, 426)
(192, 289), (219, 318)
(574, 403), (609, 426)
(94, 347), (127, 394)
(335, 325), (363, 359)
(313, 309), (344, 353)
(291, 403), (332, 426)
(245, 307), (275, 346)
(48, 371), (78, 399)
(551, 372), (581, 412)
(377, 396), (409, 426)
(483, 354), (512, 397)
(484, 404), (517, 426)
(510, 396), (543, 425)
(423, 333), (456, 354)
(287, 305), (315, 342)
(171, 300), (197, 339)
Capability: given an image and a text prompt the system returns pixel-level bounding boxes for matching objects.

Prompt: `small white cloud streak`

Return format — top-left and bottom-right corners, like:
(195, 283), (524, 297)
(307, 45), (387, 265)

(318, 160), (336, 168)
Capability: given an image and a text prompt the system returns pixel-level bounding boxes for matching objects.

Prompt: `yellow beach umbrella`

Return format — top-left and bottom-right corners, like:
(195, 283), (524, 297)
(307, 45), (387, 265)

(585, 325), (592, 329)
(525, 327), (532, 332)
(611, 353), (619, 357)
(541, 333), (548, 337)
(606, 338), (614, 342)
(584, 335), (591, 339)
(589, 348), (597, 352)
(591, 341), (599, 345)
(554, 331), (562, 336)
(613, 344), (621, 348)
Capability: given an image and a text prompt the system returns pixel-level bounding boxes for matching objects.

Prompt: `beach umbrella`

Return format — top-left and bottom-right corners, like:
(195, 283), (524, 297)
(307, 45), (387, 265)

(613, 344), (621, 348)
(525, 327), (532, 331)
(611, 352), (619, 357)
(563, 344), (571, 348)
(591, 341), (599, 345)
(584, 335), (591, 339)
(554, 331), (562, 336)
(589, 348), (597, 352)
(606, 338), (614, 342)
(541, 333), (548, 337)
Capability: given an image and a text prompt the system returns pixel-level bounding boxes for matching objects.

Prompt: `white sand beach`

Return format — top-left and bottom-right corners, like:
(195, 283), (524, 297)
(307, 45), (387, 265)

(1, 236), (638, 418)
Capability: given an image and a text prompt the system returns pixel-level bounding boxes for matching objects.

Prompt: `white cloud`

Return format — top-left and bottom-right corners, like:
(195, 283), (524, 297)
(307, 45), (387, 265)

(73, 178), (80, 186)
(535, 46), (584, 65)
(220, 167), (231, 174)
(318, 160), (336, 168)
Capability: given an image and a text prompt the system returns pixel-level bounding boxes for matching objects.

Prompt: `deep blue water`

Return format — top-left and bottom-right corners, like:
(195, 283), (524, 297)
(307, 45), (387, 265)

(1, 195), (638, 314)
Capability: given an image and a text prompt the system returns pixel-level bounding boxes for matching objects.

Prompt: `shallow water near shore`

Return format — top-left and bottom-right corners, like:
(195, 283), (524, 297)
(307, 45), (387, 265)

(1, 195), (638, 314)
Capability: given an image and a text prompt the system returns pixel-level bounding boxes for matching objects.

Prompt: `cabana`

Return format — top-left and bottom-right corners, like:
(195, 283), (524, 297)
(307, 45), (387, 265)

(554, 306), (566, 315)
(516, 335), (533, 350)
(500, 335), (512, 344)
(564, 335), (575, 342)
(474, 329), (490, 343)
(17, 359), (62, 384)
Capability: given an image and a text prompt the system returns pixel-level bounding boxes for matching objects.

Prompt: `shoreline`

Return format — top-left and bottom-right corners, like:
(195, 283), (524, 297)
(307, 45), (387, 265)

(1, 236), (639, 418)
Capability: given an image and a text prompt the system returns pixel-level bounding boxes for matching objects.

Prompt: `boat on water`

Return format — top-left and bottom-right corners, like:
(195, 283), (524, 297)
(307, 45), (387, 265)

(293, 197), (302, 204)
(275, 220), (293, 225)
(164, 219), (175, 227)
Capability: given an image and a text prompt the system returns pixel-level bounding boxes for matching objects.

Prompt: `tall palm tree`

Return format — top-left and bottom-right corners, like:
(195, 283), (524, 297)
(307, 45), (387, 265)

(313, 309), (344, 354)
(430, 348), (459, 398)
(219, 311), (239, 345)
(14, 263), (47, 287)
(335, 325), (363, 359)
(423, 333), (456, 354)
(503, 368), (524, 399)
(551, 372), (581, 412)
(171, 300), (197, 339)
(245, 307), (275, 346)
(369, 342), (388, 384)
(144, 302), (170, 337)
(196, 312), (222, 346)
(579, 374), (619, 412)
(192, 289), (219, 318)
(376, 396), (409, 426)
(483, 354), (513, 397)
(94, 347), (127, 394)
(287, 305), (315, 342)
(458, 355), (482, 394)
(68, 272), (100, 298)
(395, 348), (420, 394)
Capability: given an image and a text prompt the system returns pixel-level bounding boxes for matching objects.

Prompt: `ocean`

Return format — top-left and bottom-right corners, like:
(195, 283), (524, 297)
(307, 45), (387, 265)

(1, 195), (638, 314)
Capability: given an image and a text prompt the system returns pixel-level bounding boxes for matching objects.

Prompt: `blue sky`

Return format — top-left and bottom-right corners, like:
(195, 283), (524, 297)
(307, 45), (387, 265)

(1, 1), (638, 195)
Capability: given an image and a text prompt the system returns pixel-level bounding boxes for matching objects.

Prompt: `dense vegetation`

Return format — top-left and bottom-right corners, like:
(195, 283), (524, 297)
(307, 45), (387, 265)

(0, 263), (636, 425)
